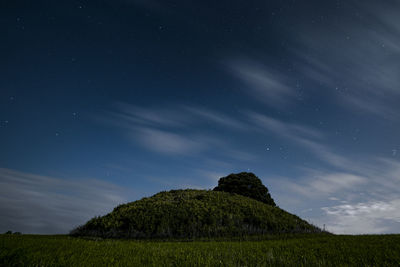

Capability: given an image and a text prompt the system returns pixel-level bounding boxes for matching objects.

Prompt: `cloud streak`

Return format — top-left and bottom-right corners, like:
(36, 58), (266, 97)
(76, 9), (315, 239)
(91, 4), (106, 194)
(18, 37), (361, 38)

(227, 59), (297, 108)
(247, 112), (323, 141)
(0, 168), (129, 234)
(287, 0), (400, 119)
(184, 106), (248, 131)
(102, 103), (255, 161)
(134, 128), (206, 155)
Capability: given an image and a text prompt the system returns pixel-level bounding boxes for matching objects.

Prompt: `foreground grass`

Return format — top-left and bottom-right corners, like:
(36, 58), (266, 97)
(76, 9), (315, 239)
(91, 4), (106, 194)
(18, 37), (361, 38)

(1, 234), (400, 266)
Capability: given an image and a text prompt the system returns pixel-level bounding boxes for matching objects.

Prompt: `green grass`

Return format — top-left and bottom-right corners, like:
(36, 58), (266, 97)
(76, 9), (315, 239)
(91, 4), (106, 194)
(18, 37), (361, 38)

(72, 189), (320, 239)
(1, 234), (400, 266)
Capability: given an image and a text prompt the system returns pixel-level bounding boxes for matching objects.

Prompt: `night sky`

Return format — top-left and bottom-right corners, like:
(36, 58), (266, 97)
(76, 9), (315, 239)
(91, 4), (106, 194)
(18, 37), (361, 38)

(1, 0), (400, 234)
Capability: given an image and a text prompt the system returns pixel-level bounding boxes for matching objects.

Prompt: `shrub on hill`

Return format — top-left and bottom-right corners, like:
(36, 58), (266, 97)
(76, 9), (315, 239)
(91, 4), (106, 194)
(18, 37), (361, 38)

(70, 189), (320, 239)
(213, 172), (276, 206)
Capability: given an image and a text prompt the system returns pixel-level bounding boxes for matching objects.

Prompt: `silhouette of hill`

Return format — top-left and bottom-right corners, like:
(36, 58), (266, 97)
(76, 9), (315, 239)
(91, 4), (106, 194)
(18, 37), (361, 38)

(71, 188), (321, 239)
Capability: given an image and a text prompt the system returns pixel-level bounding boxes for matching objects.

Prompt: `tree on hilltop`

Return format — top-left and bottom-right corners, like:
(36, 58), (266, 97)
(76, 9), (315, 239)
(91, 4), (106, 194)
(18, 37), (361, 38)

(213, 172), (276, 206)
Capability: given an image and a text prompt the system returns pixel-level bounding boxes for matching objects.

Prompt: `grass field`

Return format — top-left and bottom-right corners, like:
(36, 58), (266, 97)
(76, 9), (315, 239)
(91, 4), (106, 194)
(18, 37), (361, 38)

(1, 234), (400, 266)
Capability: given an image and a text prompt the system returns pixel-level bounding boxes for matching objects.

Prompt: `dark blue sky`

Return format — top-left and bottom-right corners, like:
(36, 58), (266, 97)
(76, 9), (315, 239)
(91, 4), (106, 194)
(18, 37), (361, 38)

(1, 0), (400, 234)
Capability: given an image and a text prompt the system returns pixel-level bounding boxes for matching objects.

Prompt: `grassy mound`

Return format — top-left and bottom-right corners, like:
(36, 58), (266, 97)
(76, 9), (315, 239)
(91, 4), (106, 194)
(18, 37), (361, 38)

(71, 189), (321, 239)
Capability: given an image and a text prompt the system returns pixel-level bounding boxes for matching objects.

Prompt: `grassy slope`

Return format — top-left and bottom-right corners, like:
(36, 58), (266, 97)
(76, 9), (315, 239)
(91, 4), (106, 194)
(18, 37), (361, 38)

(1, 234), (400, 266)
(71, 189), (320, 239)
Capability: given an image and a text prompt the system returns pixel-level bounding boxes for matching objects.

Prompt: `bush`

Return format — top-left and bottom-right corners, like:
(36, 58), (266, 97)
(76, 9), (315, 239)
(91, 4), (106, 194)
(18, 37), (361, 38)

(213, 172), (276, 206)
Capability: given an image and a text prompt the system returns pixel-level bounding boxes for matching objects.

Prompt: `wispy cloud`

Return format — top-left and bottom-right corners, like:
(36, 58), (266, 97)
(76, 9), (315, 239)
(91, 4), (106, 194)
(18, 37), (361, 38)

(288, 0), (400, 119)
(293, 138), (351, 171)
(101, 103), (253, 160)
(227, 59), (296, 108)
(290, 171), (366, 196)
(247, 111), (373, 173)
(113, 102), (188, 128)
(184, 106), (248, 130)
(246, 112), (348, 169)
(134, 127), (207, 155)
(246, 111), (372, 175)
(247, 112), (323, 140)
(322, 199), (400, 234)
(0, 168), (129, 234)
(274, 158), (400, 234)
(109, 103), (248, 132)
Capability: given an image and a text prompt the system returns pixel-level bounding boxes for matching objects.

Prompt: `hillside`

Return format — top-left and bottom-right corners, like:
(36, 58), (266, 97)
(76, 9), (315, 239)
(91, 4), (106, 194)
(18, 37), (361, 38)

(71, 189), (321, 239)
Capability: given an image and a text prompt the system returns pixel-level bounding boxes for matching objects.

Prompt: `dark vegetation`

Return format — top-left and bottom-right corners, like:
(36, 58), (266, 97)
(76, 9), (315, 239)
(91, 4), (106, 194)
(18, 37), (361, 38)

(70, 173), (321, 239)
(213, 172), (276, 206)
(3, 231), (21, 235)
(2, 234), (400, 266)
(70, 189), (321, 239)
